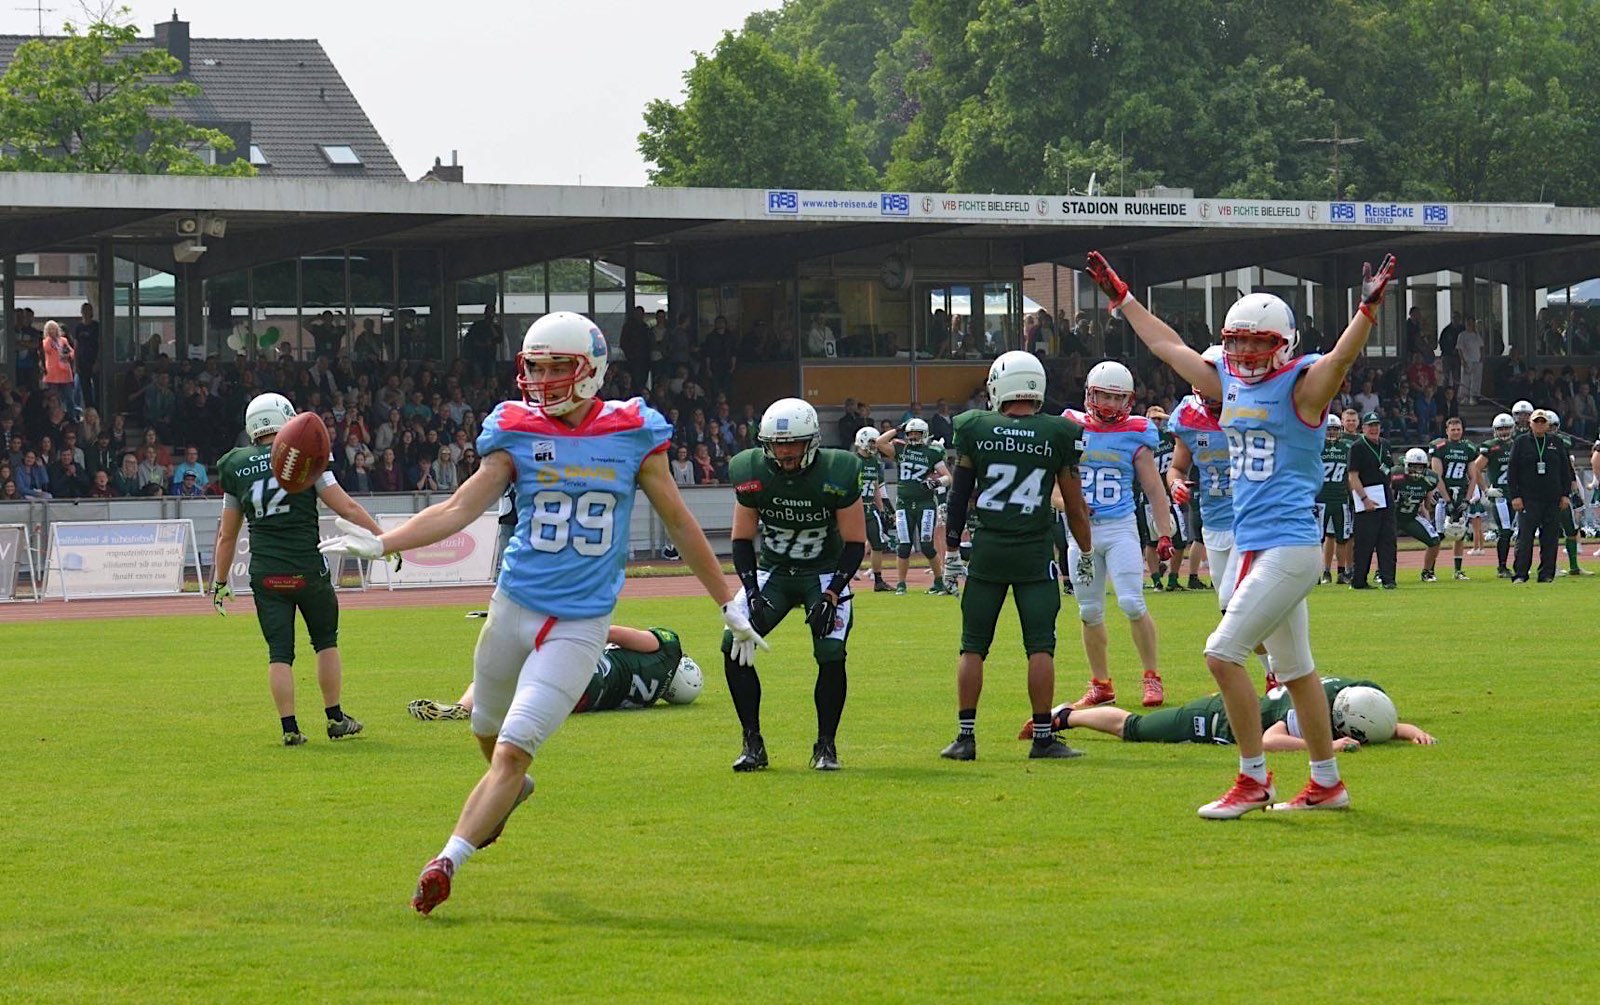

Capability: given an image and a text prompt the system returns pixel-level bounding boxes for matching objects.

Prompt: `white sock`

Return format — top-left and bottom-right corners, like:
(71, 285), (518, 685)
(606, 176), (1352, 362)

(1255, 652), (1274, 675)
(1309, 758), (1341, 787)
(1239, 754), (1268, 784)
(439, 834), (476, 870)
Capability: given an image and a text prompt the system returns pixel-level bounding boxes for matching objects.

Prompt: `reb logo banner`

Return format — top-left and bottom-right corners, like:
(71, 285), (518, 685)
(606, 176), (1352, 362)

(1330, 202), (1357, 222)
(766, 190), (799, 215)
(880, 193), (911, 217)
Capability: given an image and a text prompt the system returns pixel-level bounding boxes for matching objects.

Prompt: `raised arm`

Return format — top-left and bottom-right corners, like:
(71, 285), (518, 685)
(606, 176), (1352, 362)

(873, 425), (900, 460)
(1086, 252), (1217, 396)
(1295, 255), (1397, 417)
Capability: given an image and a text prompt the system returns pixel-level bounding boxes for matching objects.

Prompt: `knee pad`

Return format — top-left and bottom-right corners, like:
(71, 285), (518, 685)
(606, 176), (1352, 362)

(1077, 600), (1105, 627)
(897, 543), (912, 560)
(1117, 593), (1148, 620)
(921, 541), (937, 560)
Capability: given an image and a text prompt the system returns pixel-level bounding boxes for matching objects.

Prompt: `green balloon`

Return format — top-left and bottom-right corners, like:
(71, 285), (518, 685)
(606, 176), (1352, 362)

(257, 326), (281, 348)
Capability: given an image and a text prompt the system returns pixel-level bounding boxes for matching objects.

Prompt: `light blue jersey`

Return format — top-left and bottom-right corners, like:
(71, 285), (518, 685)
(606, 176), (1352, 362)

(1217, 355), (1324, 551)
(1064, 409), (1159, 522)
(1169, 395), (1233, 528)
(477, 397), (672, 618)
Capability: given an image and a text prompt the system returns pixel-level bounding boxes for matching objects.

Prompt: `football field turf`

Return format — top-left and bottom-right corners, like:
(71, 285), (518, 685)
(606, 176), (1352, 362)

(5, 577), (1597, 1002)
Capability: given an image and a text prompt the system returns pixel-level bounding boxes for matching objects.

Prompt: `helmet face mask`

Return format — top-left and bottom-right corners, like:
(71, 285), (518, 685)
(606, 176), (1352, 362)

(1332, 685), (1398, 743)
(853, 426), (878, 457)
(760, 398), (821, 473)
(1084, 360), (1135, 424)
(1493, 413), (1514, 439)
(1326, 415), (1343, 441)
(1404, 447), (1429, 475)
(516, 312), (608, 416)
(904, 417), (929, 445)
(1221, 293), (1297, 382)
(663, 656), (703, 705)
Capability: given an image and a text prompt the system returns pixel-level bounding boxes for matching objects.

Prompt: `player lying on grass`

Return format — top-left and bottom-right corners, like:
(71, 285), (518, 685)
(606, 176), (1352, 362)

(408, 625), (702, 719)
(1018, 677), (1436, 750)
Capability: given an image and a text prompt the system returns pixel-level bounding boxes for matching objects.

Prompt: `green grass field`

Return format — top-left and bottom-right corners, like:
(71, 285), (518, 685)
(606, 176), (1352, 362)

(5, 577), (1598, 1002)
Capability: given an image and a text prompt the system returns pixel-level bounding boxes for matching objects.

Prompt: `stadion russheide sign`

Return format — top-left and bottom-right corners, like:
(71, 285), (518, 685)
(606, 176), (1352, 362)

(763, 190), (1452, 229)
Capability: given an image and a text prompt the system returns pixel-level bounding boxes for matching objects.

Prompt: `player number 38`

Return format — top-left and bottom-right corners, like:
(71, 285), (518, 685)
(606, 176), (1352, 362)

(529, 490), (616, 556)
(1226, 428), (1276, 482)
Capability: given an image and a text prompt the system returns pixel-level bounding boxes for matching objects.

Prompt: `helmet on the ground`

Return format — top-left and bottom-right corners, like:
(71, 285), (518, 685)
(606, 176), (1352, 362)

(1221, 293), (1297, 382)
(853, 426), (878, 457)
(904, 417), (929, 444)
(1325, 413), (1343, 439)
(1442, 519), (1468, 542)
(663, 656), (703, 705)
(1512, 400), (1534, 420)
(244, 393), (295, 441)
(1085, 360), (1135, 424)
(1492, 413), (1514, 437)
(517, 311), (608, 416)
(1404, 447), (1429, 473)
(1332, 685), (1398, 743)
(987, 350), (1047, 411)
(759, 398), (821, 471)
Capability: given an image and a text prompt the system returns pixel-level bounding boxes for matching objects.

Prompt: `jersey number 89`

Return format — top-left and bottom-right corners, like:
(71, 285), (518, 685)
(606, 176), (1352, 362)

(530, 490), (616, 555)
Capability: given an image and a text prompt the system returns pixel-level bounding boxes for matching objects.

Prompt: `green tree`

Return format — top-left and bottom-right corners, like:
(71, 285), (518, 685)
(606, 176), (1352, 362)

(639, 30), (875, 189)
(0, 14), (253, 176)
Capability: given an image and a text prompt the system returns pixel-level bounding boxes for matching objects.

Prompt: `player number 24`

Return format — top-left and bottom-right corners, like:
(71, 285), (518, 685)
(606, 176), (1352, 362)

(979, 463), (1048, 513)
(530, 490), (616, 556)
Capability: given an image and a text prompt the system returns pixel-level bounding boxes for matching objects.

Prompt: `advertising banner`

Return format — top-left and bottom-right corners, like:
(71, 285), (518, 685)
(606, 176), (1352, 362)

(218, 515), (358, 595)
(42, 520), (198, 599)
(0, 524), (33, 602)
(366, 512), (498, 588)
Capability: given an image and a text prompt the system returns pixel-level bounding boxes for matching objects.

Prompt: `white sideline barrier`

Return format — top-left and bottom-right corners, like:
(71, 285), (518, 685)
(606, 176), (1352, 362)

(41, 519), (203, 601)
(0, 524), (39, 602)
(366, 512), (499, 588)
(217, 515), (361, 595)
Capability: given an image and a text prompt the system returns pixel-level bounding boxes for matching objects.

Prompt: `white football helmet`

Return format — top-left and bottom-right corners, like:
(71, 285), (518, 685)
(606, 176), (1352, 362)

(1492, 413), (1515, 438)
(244, 392), (295, 441)
(1442, 519), (1468, 542)
(1221, 293), (1298, 381)
(1512, 400), (1534, 423)
(1547, 411), (1561, 430)
(853, 426), (878, 457)
(759, 398), (821, 471)
(1332, 685), (1398, 743)
(1085, 360), (1134, 424)
(1325, 412), (1344, 439)
(904, 417), (930, 444)
(1404, 447), (1429, 473)
(663, 655), (703, 705)
(517, 311), (609, 416)
(987, 350), (1047, 411)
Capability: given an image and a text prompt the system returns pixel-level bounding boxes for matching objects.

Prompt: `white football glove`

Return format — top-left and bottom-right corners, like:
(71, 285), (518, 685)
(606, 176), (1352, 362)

(1075, 553), (1096, 586)
(1486, 487), (1504, 500)
(318, 516), (385, 560)
(943, 550), (967, 579)
(721, 595), (769, 667)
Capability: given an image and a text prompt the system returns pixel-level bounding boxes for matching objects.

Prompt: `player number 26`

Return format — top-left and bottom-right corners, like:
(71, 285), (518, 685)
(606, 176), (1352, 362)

(1079, 467), (1123, 507)
(1225, 429), (1276, 482)
(529, 490), (616, 556)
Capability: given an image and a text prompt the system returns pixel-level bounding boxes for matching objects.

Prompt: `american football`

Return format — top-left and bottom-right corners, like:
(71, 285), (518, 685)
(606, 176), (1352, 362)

(270, 411), (330, 493)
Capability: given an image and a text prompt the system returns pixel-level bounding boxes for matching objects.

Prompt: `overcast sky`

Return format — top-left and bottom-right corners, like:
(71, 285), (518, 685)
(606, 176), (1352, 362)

(0, 0), (772, 185)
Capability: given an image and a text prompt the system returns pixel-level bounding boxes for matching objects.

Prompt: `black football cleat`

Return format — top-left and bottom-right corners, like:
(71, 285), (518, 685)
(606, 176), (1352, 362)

(733, 733), (769, 772)
(940, 735), (976, 761)
(327, 714), (364, 740)
(810, 740), (841, 771)
(1029, 737), (1085, 759)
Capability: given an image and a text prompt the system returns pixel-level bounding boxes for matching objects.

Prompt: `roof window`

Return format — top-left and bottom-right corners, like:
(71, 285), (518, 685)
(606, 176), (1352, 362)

(320, 145), (362, 166)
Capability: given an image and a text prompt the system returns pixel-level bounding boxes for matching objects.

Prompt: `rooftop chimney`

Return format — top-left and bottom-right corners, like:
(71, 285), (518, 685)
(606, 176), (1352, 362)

(154, 10), (190, 75)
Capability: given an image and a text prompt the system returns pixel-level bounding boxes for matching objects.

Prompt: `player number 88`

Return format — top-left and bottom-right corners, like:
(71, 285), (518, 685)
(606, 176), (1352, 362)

(1225, 429), (1276, 482)
(529, 490), (616, 555)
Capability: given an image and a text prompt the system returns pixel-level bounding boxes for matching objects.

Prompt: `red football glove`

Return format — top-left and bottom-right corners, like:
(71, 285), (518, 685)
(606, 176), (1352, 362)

(1358, 253), (1397, 322)
(1156, 535), (1175, 561)
(1085, 251), (1130, 310)
(1170, 481), (1192, 505)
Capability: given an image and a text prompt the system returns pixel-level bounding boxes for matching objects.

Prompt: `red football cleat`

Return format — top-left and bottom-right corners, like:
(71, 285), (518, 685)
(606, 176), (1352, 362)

(411, 857), (455, 916)
(1264, 671), (1280, 692)
(1269, 779), (1350, 812)
(1197, 772), (1276, 820)
(1070, 678), (1116, 710)
(1140, 671), (1165, 707)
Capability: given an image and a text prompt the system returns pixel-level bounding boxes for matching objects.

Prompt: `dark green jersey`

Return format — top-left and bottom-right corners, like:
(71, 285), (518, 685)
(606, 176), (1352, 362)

(729, 447), (861, 574)
(1479, 437), (1514, 489)
(952, 409), (1085, 582)
(1389, 470), (1440, 520)
(893, 441), (946, 505)
(1317, 437), (1352, 503)
(218, 444), (329, 574)
(1135, 428), (1176, 501)
(575, 628), (684, 712)
(857, 454), (884, 509)
(1258, 677), (1383, 736)
(1430, 437), (1476, 495)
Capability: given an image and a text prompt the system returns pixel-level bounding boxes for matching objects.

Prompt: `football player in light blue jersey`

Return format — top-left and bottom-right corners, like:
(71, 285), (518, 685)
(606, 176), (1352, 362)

(1087, 250), (1396, 818)
(1060, 360), (1173, 711)
(321, 311), (764, 916)
(1166, 347), (1234, 608)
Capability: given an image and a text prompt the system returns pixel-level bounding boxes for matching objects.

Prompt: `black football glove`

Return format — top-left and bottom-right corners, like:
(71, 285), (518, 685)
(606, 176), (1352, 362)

(746, 587), (776, 629)
(805, 592), (839, 638)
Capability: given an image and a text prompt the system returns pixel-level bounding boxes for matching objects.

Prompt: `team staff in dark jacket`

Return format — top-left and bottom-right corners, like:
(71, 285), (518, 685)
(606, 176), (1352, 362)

(1507, 410), (1575, 583)
(1347, 411), (1397, 589)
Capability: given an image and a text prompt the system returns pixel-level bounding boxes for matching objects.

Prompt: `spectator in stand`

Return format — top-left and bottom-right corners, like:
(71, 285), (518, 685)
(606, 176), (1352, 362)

(1571, 383), (1597, 440)
(704, 314), (737, 388)
(1457, 317), (1484, 405)
(59, 428), (85, 469)
(41, 321), (79, 421)
(111, 453), (141, 496)
(341, 450), (373, 493)
(837, 397), (862, 444)
(455, 447), (479, 486)
(84, 429), (115, 477)
(138, 371), (177, 441)
(668, 312), (694, 372)
(1438, 311), (1463, 389)
(448, 429), (471, 464)
(171, 446), (207, 490)
(1, 478), (19, 501)
(374, 408), (401, 454)
(354, 318), (384, 363)
(173, 470), (204, 498)
(732, 422), (754, 454)
(1433, 386), (1460, 437)
(412, 453), (441, 492)
(49, 448), (89, 499)
(371, 448), (403, 492)
(692, 443), (721, 485)
(136, 446), (168, 495)
(433, 446), (459, 492)
(899, 400), (926, 427)
(35, 435), (56, 470)
(72, 305), (100, 406)
(341, 430), (371, 473)
(396, 428), (421, 471)
(106, 412), (129, 451)
(1404, 351), (1435, 395)
(461, 304), (504, 380)
(1354, 379), (1381, 417)
(669, 445), (694, 486)
(88, 469), (115, 498)
(6, 434), (24, 472)
(1404, 306), (1424, 359)
(80, 405), (102, 445)
(928, 398), (956, 444)
(620, 305), (652, 393)
(13, 307), (41, 391)
(402, 389), (432, 425)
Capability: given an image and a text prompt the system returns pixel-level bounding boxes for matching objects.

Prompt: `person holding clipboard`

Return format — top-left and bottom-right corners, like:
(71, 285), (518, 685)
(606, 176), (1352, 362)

(1508, 409), (1575, 583)
(1347, 411), (1397, 589)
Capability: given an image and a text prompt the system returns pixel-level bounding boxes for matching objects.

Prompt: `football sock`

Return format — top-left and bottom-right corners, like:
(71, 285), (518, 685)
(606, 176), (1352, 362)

(1255, 652), (1273, 676)
(1322, 566), (1330, 576)
(1497, 538), (1511, 568)
(325, 704), (342, 722)
(723, 657), (763, 736)
(1031, 712), (1052, 743)
(1454, 557), (1462, 573)
(957, 708), (976, 738)
(439, 834), (476, 870)
(1566, 539), (1580, 571)
(280, 715), (299, 734)
(1310, 758), (1341, 787)
(1337, 565), (1346, 577)
(814, 660), (847, 740)
(1240, 754), (1268, 785)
